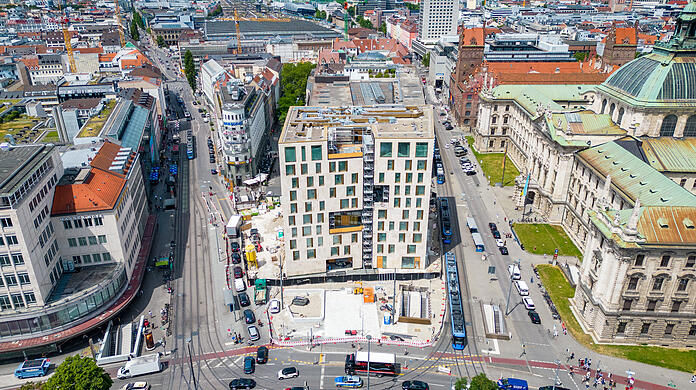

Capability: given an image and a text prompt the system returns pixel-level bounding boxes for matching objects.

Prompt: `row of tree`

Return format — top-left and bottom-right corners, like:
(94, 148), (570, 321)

(277, 62), (316, 124)
(184, 50), (197, 90)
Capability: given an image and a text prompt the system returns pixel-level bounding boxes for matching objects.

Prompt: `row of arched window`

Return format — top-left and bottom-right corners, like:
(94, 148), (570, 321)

(601, 98), (696, 137)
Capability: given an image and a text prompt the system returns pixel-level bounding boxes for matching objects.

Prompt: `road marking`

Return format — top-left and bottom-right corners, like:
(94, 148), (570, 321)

(234, 356), (243, 365)
(430, 384), (446, 387)
(320, 363), (326, 389)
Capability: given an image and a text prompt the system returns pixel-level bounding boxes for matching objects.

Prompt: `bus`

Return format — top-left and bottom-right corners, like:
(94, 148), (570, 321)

(187, 136), (195, 160)
(466, 217), (478, 233)
(439, 198), (452, 244)
(14, 358), (50, 379)
(345, 351), (397, 377)
(445, 252), (467, 350)
(471, 232), (485, 252)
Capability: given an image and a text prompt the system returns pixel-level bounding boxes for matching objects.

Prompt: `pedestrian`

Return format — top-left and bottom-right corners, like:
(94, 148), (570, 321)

(570, 352), (575, 360)
(149, 310), (153, 318)
(692, 375), (696, 384)
(531, 276), (534, 284)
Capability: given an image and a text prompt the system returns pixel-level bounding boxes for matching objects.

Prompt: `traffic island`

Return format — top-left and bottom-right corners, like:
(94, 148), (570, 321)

(536, 264), (696, 373)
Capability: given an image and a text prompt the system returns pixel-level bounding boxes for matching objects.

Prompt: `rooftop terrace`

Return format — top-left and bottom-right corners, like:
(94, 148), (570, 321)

(280, 105), (434, 145)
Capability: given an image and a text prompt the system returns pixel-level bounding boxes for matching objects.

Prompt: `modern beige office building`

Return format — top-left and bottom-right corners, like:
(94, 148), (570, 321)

(279, 105), (435, 276)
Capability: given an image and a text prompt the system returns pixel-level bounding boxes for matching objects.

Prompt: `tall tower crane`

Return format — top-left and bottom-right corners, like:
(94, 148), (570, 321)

(114, 0), (126, 47)
(234, 9), (242, 54)
(57, 1), (76, 73)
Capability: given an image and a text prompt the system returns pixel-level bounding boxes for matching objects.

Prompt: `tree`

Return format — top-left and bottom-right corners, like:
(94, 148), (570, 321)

(315, 10), (327, 19)
(277, 62), (316, 124)
(208, 4), (222, 18)
(133, 11), (145, 30)
(347, 6), (355, 16)
(573, 51), (588, 62)
(454, 377), (468, 390)
(157, 35), (166, 47)
(357, 16), (373, 29)
(405, 2), (420, 11)
(43, 355), (112, 390)
(469, 373), (498, 390)
(379, 22), (387, 34)
(421, 52), (430, 67)
(130, 19), (140, 41)
(183, 50), (197, 90)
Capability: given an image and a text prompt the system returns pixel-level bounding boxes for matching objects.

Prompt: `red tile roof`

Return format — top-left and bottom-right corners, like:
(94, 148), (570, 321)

(460, 28), (485, 46)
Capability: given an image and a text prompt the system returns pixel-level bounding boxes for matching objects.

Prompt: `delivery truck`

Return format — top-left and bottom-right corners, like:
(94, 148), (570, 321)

(254, 279), (267, 305)
(117, 354), (162, 379)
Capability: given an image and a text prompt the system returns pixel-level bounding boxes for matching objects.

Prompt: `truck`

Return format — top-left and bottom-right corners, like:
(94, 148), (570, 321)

(254, 279), (267, 305)
(117, 354), (162, 379)
(497, 378), (528, 390)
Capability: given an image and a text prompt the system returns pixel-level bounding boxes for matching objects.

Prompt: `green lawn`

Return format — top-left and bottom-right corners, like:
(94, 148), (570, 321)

(42, 130), (60, 143)
(0, 114), (40, 142)
(536, 264), (696, 373)
(79, 100), (116, 138)
(465, 136), (519, 186)
(513, 223), (582, 259)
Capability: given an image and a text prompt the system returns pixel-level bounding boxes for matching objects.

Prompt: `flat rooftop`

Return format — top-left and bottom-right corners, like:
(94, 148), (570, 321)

(309, 70), (425, 107)
(0, 144), (54, 196)
(279, 105), (434, 145)
(48, 264), (118, 303)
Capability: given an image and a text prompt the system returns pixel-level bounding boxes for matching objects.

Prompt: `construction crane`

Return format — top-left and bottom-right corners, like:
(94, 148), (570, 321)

(57, 1), (76, 73)
(222, 12), (290, 54)
(114, 0), (126, 47)
(234, 10), (242, 54)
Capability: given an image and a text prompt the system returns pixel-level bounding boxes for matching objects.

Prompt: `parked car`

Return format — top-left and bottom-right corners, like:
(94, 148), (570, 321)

(292, 296), (309, 306)
(492, 230), (501, 239)
(498, 246), (509, 255)
(231, 252), (241, 264)
(495, 238), (505, 247)
(256, 346), (268, 364)
(489, 223), (498, 231)
(233, 266), (243, 279)
(402, 380), (429, 390)
(243, 356), (255, 374)
(228, 378), (256, 389)
(238, 292), (250, 307)
(247, 325), (260, 341)
(244, 309), (256, 324)
(120, 383), (150, 390)
(277, 367), (299, 380)
(523, 297), (535, 311)
(528, 310), (541, 324)
(269, 299), (281, 313)
(231, 242), (240, 252)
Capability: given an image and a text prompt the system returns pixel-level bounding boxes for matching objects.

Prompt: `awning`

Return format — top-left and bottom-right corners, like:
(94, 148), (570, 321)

(155, 257), (169, 267)
(243, 177), (260, 186)
(223, 288), (236, 306)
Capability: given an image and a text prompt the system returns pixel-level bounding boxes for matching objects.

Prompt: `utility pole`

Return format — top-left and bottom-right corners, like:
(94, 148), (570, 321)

(366, 335), (372, 390)
(186, 337), (198, 390)
(500, 141), (508, 186)
(505, 259), (520, 315)
(279, 257), (284, 309)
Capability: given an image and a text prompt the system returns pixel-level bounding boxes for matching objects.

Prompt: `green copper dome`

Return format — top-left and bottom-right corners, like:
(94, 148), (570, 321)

(599, 1), (696, 107)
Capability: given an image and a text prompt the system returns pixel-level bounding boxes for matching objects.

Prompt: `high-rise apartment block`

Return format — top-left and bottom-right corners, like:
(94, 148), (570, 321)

(418, 0), (460, 43)
(279, 106), (435, 276)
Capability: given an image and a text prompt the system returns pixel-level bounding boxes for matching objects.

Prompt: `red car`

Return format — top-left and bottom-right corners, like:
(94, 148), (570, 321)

(233, 266), (243, 279)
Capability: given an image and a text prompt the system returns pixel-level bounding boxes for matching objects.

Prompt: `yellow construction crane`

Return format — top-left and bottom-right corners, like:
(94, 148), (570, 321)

(234, 9), (242, 54)
(220, 12), (290, 54)
(114, 0), (126, 47)
(57, 1), (76, 73)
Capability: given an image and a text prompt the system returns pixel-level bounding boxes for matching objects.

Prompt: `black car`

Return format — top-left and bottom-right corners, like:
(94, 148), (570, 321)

(492, 230), (501, 239)
(528, 310), (541, 324)
(231, 252), (242, 264)
(231, 242), (240, 252)
(238, 292), (250, 307)
(488, 223), (498, 232)
(539, 387), (570, 390)
(233, 266), (243, 279)
(499, 246), (509, 255)
(229, 378), (256, 389)
(256, 346), (268, 364)
(402, 380), (430, 390)
(244, 309), (256, 324)
(243, 356), (255, 374)
(465, 169), (477, 176)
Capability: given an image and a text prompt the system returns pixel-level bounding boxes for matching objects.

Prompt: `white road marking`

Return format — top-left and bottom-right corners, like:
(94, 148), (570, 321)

(320, 363), (326, 389)
(430, 384), (446, 387)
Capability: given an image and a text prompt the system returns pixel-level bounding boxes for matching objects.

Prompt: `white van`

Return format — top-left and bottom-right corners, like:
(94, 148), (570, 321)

(514, 280), (529, 296)
(235, 278), (247, 292)
(508, 264), (521, 280)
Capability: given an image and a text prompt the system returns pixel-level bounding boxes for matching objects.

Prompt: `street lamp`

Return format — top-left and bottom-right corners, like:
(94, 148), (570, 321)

(505, 258), (521, 315)
(365, 335), (372, 390)
(186, 337), (198, 390)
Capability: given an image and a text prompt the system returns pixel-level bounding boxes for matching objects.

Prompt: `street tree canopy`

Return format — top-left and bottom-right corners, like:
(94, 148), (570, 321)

(43, 355), (112, 390)
(277, 62), (316, 124)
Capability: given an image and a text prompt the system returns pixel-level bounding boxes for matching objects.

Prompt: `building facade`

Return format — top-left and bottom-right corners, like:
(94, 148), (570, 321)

(417, 0), (460, 44)
(279, 106), (434, 276)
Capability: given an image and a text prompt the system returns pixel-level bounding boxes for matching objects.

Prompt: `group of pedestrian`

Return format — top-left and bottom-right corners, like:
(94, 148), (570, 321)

(568, 352), (626, 390)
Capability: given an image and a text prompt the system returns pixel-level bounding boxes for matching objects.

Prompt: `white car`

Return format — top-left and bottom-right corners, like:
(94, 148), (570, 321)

(121, 382), (150, 390)
(522, 297), (535, 311)
(269, 299), (281, 314)
(495, 238), (505, 247)
(277, 366), (299, 380)
(444, 144), (450, 149)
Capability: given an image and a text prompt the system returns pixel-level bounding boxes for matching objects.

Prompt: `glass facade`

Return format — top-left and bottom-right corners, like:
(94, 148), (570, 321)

(0, 267), (127, 339)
